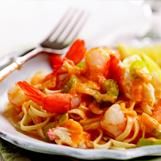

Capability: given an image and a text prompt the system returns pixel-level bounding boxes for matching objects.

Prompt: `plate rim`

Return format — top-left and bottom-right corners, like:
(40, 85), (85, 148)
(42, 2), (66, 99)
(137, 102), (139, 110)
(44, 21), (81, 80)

(0, 127), (161, 160)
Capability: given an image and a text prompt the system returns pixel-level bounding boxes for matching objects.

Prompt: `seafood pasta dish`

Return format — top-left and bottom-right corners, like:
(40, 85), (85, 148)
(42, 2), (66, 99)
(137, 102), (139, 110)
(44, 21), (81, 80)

(5, 39), (161, 149)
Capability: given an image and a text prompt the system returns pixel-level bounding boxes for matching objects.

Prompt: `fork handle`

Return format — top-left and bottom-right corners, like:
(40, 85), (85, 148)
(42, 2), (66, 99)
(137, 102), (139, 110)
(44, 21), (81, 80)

(0, 47), (43, 82)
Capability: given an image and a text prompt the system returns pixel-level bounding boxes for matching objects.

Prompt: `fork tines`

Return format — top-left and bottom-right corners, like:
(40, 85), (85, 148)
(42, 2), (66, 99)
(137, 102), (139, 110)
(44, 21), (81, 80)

(41, 8), (88, 49)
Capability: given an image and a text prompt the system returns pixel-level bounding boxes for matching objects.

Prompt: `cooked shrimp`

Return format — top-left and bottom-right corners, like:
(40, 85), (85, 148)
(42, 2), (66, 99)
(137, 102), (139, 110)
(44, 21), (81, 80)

(47, 119), (87, 148)
(17, 81), (73, 114)
(101, 104), (126, 138)
(85, 48), (110, 81)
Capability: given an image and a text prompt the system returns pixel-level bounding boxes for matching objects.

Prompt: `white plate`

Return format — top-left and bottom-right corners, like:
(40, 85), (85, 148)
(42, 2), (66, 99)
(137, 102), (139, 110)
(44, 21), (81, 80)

(1, 53), (161, 160)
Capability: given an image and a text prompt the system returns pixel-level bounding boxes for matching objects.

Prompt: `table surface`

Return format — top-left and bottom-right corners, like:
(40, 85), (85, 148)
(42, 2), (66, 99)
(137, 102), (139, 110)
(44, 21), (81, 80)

(0, 0), (152, 56)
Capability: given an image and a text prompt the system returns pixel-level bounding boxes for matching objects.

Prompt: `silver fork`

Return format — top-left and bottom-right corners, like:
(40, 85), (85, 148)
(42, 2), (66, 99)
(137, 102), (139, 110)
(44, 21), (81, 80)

(0, 8), (87, 81)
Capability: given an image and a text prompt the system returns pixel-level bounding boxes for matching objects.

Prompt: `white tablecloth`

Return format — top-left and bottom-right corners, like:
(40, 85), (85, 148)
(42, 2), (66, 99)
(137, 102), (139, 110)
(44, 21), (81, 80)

(0, 0), (152, 56)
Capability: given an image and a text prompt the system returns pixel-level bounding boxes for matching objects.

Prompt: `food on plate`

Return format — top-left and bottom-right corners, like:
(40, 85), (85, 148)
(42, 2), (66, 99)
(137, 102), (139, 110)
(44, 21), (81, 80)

(117, 44), (161, 66)
(5, 39), (161, 149)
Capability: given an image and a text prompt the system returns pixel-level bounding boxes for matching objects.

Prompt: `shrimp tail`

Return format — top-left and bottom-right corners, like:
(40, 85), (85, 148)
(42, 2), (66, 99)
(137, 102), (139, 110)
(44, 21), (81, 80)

(17, 81), (45, 105)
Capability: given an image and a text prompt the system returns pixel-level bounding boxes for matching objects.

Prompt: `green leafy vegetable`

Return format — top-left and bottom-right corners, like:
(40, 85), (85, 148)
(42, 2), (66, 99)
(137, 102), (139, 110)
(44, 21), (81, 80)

(0, 139), (30, 161)
(63, 76), (79, 93)
(137, 138), (161, 146)
(77, 79), (119, 103)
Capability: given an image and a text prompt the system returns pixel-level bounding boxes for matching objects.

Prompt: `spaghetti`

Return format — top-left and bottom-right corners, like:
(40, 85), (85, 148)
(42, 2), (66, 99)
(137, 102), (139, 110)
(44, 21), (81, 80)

(5, 39), (161, 149)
